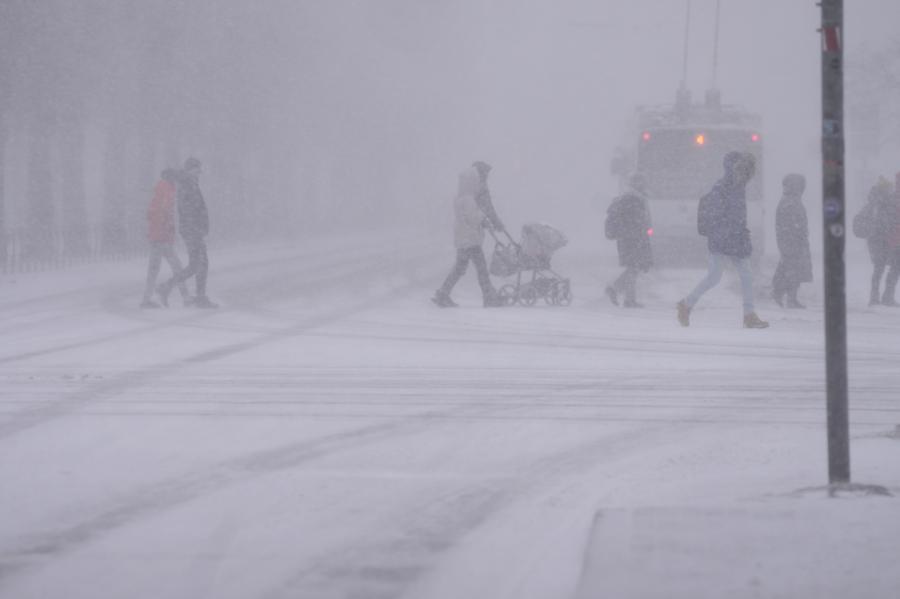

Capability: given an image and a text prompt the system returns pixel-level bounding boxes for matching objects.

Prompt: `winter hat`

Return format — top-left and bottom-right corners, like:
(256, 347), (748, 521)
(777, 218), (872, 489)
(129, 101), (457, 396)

(472, 161), (492, 178)
(184, 157), (202, 171)
(722, 151), (743, 173)
(782, 173), (806, 195)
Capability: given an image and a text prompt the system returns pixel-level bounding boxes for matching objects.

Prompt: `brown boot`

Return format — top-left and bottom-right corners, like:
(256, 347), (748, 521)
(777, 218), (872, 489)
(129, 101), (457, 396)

(743, 312), (769, 329)
(676, 300), (691, 327)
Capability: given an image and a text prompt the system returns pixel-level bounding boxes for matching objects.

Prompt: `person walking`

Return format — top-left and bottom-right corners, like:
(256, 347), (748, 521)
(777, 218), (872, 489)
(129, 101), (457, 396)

(604, 173), (653, 308)
(140, 169), (191, 308)
(771, 173), (812, 308)
(471, 161), (505, 234)
(432, 165), (501, 308)
(157, 157), (218, 309)
(880, 173), (900, 306)
(854, 177), (895, 306)
(676, 151), (768, 328)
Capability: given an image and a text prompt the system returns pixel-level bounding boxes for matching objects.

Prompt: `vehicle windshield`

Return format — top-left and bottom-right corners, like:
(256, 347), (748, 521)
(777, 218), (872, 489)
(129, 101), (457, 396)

(637, 128), (762, 201)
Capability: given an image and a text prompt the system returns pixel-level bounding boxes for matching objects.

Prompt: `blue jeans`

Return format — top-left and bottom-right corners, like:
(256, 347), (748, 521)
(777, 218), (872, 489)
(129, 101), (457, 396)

(685, 253), (755, 314)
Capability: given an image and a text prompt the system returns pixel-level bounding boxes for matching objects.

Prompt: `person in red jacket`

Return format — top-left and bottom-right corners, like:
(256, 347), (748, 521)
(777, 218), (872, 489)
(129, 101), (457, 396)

(141, 169), (190, 308)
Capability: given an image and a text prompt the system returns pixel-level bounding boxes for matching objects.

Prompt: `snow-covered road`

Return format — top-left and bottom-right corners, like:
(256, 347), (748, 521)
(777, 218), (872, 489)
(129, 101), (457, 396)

(1, 235), (898, 599)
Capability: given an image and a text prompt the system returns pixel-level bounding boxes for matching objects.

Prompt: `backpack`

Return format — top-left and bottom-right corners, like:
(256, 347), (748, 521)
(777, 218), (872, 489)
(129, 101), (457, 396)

(697, 191), (719, 237)
(852, 203), (876, 239)
(605, 198), (623, 240)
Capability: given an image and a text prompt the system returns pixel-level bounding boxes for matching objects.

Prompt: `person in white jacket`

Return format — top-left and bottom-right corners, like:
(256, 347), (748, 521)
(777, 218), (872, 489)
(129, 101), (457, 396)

(433, 166), (501, 307)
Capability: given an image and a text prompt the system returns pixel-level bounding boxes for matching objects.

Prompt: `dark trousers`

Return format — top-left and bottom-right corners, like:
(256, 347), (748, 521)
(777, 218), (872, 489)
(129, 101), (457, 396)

(167, 236), (209, 297)
(143, 242), (189, 301)
(611, 267), (639, 303)
(883, 248), (900, 303)
(772, 261), (800, 302)
(439, 246), (493, 299)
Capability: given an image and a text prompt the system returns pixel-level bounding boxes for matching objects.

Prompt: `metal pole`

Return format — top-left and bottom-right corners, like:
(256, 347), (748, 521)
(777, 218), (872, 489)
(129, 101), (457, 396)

(820, 0), (850, 484)
(711, 0), (721, 89)
(681, 0), (692, 88)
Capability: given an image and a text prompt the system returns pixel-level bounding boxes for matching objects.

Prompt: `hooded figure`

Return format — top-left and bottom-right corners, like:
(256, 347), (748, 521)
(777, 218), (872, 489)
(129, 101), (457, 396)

(433, 166), (500, 308)
(677, 152), (768, 329)
(140, 169), (190, 308)
(859, 177), (897, 305)
(772, 173), (812, 308)
(604, 173), (653, 307)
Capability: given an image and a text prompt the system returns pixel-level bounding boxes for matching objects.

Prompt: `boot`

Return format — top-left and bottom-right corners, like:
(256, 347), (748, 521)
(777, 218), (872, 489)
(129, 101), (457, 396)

(786, 294), (806, 309)
(676, 300), (691, 327)
(140, 299), (161, 309)
(743, 312), (770, 329)
(192, 296), (220, 309)
(605, 286), (619, 306)
(483, 291), (504, 308)
(155, 282), (172, 307)
(431, 290), (457, 308)
(623, 299), (644, 309)
(771, 289), (785, 307)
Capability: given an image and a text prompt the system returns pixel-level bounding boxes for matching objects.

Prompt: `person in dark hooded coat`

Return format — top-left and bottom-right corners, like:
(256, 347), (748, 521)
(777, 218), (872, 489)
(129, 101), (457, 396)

(772, 173), (812, 308)
(605, 173), (653, 307)
(677, 151), (769, 328)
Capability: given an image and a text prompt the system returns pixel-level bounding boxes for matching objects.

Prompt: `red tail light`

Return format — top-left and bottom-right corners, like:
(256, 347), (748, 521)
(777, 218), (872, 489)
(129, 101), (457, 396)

(647, 228), (654, 237)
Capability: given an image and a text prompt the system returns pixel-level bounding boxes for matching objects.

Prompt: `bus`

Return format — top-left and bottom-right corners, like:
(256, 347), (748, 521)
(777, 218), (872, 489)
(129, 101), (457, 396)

(619, 90), (765, 265)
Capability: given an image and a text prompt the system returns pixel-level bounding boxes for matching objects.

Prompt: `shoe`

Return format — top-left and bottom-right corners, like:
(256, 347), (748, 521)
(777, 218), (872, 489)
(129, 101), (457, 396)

(431, 291), (457, 308)
(192, 296), (220, 309)
(743, 312), (770, 329)
(869, 297), (881, 307)
(786, 298), (806, 309)
(605, 286), (619, 306)
(771, 290), (785, 308)
(882, 298), (900, 307)
(155, 282), (172, 307)
(623, 300), (645, 309)
(183, 295), (196, 307)
(676, 300), (691, 327)
(140, 300), (161, 309)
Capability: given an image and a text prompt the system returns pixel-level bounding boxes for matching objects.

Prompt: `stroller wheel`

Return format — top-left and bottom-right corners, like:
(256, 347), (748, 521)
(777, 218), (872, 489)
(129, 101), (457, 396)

(544, 281), (559, 305)
(557, 281), (573, 306)
(498, 284), (518, 307)
(518, 285), (538, 307)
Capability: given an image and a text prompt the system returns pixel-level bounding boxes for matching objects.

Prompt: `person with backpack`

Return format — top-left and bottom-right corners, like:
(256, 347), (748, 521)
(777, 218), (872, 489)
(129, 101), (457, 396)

(140, 169), (191, 308)
(432, 164), (502, 308)
(604, 173), (653, 308)
(854, 177), (896, 306)
(156, 157), (218, 309)
(879, 173), (900, 306)
(771, 173), (812, 308)
(677, 151), (769, 328)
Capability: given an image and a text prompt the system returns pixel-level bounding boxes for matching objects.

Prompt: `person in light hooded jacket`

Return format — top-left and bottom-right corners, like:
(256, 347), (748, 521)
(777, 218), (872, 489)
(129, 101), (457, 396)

(432, 166), (500, 307)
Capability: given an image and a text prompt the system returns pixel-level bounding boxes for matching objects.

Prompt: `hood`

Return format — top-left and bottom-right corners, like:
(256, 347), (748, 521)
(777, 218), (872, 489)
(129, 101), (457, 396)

(457, 167), (481, 198)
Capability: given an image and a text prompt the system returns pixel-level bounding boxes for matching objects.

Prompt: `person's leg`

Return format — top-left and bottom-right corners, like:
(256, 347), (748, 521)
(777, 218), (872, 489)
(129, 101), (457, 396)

(684, 253), (725, 308)
(161, 244), (190, 299)
(193, 239), (209, 298)
(772, 260), (787, 305)
(143, 243), (163, 303)
(470, 246), (496, 303)
(438, 249), (470, 296)
(622, 267), (639, 305)
(731, 255), (755, 315)
(786, 281), (805, 308)
(159, 237), (201, 305)
(882, 249), (900, 305)
(870, 259), (886, 305)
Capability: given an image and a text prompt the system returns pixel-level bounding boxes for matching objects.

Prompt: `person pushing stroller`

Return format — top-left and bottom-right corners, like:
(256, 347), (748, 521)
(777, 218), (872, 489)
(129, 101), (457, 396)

(433, 162), (504, 308)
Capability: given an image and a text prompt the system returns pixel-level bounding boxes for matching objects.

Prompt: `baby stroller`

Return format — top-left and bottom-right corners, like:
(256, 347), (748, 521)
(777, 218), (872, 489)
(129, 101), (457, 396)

(489, 223), (572, 306)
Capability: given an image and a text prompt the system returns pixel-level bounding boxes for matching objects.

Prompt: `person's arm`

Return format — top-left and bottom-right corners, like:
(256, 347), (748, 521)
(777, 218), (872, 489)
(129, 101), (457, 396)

(475, 189), (504, 231)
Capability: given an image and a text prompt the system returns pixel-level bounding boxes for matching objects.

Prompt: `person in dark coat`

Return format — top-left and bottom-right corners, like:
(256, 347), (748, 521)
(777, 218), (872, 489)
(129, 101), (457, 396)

(771, 173), (812, 308)
(880, 172), (900, 306)
(157, 157), (218, 309)
(605, 173), (653, 308)
(858, 177), (896, 305)
(677, 151), (768, 328)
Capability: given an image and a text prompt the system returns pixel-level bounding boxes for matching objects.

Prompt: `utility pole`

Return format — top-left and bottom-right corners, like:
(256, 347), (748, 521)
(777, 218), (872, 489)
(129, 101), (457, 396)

(820, 0), (850, 485)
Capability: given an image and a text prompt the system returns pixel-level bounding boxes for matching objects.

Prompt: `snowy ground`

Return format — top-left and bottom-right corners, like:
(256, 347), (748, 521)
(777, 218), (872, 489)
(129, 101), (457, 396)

(0, 232), (898, 599)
